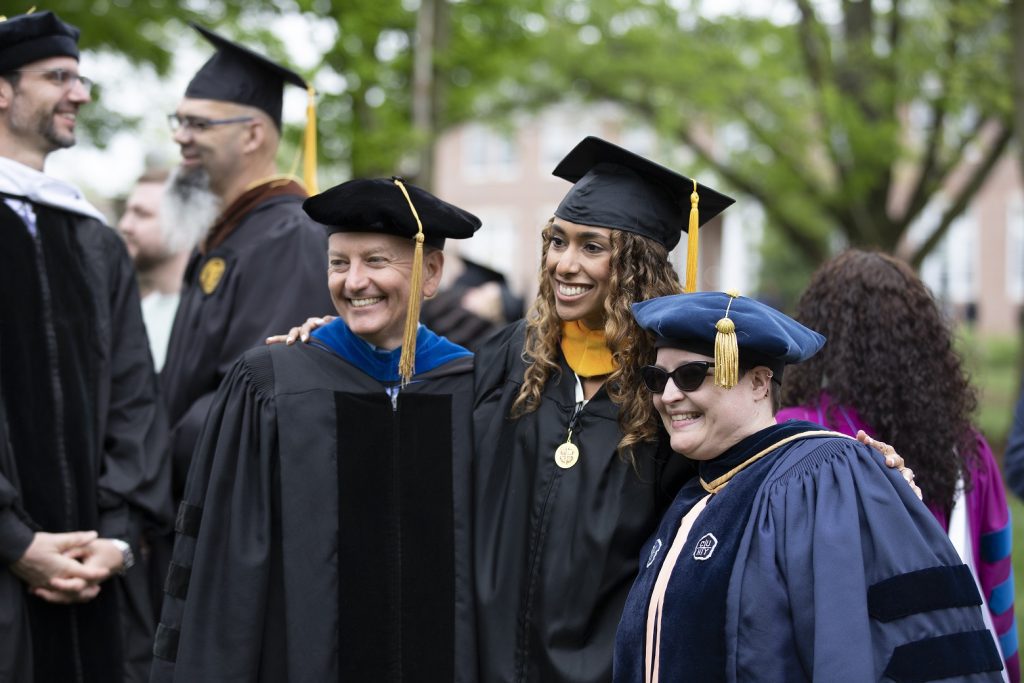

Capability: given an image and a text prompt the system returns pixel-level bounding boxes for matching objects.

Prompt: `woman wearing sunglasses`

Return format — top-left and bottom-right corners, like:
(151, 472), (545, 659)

(613, 291), (1004, 683)
(778, 249), (1018, 682)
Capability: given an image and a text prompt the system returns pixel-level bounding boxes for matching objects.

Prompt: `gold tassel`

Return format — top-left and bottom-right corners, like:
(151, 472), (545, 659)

(684, 179), (700, 293)
(303, 84), (318, 195)
(714, 291), (740, 388)
(393, 178), (425, 385)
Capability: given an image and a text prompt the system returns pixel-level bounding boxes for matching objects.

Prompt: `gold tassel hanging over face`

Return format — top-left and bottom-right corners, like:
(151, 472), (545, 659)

(714, 291), (740, 388)
(392, 178), (425, 385)
(684, 179), (700, 293)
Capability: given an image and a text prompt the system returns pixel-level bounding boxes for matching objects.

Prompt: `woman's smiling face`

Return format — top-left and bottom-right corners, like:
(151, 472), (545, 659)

(652, 347), (767, 461)
(545, 219), (613, 328)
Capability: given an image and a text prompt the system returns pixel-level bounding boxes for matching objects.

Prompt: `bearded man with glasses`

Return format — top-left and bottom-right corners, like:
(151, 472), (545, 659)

(159, 23), (333, 504)
(0, 11), (171, 683)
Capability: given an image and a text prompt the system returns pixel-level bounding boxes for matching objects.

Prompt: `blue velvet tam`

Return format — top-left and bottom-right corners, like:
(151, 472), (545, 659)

(304, 177), (481, 249)
(631, 292), (826, 381)
(0, 11), (80, 73)
(552, 137), (734, 250)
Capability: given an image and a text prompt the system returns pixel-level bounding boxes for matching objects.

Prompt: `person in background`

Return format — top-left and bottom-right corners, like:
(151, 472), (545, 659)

(160, 23), (333, 501)
(420, 254), (524, 351)
(117, 168), (190, 371)
(0, 11), (170, 682)
(778, 249), (1018, 682)
(615, 290), (1005, 682)
(151, 178), (480, 681)
(1000, 386), (1024, 500)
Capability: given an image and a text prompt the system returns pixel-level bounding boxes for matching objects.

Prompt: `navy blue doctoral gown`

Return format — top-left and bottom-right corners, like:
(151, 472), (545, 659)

(614, 422), (1004, 683)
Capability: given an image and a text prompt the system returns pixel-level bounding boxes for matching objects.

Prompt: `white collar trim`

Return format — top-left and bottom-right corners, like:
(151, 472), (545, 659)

(0, 156), (107, 223)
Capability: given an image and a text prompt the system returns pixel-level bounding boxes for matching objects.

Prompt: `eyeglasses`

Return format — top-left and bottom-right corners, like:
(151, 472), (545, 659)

(641, 361), (716, 393)
(11, 68), (94, 93)
(167, 114), (254, 133)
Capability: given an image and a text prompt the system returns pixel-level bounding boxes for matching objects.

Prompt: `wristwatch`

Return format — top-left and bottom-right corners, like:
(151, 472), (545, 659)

(110, 539), (135, 574)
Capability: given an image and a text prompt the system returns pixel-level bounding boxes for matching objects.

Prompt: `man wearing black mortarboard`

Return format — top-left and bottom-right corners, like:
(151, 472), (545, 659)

(0, 9), (171, 683)
(160, 23), (333, 504)
(152, 178), (482, 682)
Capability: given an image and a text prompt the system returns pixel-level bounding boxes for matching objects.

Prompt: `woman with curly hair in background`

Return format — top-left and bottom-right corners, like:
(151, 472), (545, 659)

(777, 248), (1019, 683)
(471, 136), (734, 683)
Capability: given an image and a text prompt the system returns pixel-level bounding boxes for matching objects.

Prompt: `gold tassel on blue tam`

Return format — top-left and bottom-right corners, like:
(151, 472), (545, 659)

(631, 291), (827, 393)
(714, 291), (741, 388)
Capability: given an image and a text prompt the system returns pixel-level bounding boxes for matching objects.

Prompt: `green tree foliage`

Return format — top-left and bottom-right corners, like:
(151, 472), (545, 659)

(292, 0), (550, 182)
(37, 1), (277, 147)
(36, 1), (1014, 282)
(509, 0), (1013, 281)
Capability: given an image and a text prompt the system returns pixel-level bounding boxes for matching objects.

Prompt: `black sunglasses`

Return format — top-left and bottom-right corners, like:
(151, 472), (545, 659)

(641, 361), (715, 393)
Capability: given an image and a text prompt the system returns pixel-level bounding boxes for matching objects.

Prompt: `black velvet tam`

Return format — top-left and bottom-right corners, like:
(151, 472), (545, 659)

(185, 23), (306, 129)
(553, 136), (735, 250)
(0, 11), (80, 73)
(303, 178), (482, 249)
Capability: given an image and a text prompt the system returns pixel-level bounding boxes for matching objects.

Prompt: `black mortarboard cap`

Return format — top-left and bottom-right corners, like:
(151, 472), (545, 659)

(304, 177), (482, 249)
(0, 11), (79, 73)
(552, 136), (734, 251)
(185, 23), (307, 130)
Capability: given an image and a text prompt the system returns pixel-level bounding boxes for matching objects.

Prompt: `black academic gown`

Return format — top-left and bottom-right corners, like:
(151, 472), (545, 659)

(473, 321), (690, 683)
(161, 194), (333, 498)
(614, 422), (1005, 682)
(152, 341), (476, 682)
(0, 388), (33, 683)
(0, 199), (170, 683)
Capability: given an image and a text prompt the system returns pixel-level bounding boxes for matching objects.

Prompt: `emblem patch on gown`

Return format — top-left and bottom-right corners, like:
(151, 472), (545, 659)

(693, 533), (718, 561)
(646, 538), (663, 568)
(199, 257), (227, 295)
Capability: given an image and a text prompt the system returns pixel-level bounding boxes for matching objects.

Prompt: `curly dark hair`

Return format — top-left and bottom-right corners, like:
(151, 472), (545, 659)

(782, 249), (978, 511)
(511, 221), (682, 458)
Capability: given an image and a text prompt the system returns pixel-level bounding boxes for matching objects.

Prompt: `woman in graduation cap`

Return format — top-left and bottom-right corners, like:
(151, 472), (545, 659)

(469, 137), (734, 683)
(613, 291), (1004, 683)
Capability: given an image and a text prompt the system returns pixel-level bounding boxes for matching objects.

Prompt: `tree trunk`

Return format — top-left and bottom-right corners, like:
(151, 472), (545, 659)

(412, 0), (438, 189)
(1013, 0), (1024, 183)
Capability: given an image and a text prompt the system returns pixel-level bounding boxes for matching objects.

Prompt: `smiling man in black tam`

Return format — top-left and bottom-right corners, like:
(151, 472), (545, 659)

(160, 23), (332, 503)
(152, 178), (482, 682)
(0, 9), (170, 683)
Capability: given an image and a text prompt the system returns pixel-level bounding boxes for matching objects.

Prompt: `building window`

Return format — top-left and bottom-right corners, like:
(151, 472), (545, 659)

(462, 125), (519, 182)
(1006, 193), (1024, 303)
(456, 208), (521, 288)
(918, 205), (977, 306)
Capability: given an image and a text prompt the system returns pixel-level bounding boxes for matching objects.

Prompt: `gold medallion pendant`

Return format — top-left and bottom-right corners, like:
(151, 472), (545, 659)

(555, 441), (580, 469)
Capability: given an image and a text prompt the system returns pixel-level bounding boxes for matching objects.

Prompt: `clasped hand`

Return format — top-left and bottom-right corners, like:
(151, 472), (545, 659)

(10, 531), (124, 604)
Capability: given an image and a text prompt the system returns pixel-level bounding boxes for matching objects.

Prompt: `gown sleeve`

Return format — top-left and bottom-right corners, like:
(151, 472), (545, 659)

(151, 349), (281, 682)
(968, 433), (1019, 682)
(97, 235), (172, 540)
(0, 405), (31, 566)
(472, 321), (521, 411)
(1003, 386), (1024, 500)
(730, 437), (1004, 682)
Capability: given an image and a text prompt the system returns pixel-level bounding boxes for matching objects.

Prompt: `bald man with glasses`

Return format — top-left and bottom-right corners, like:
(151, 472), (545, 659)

(0, 11), (171, 683)
(159, 23), (332, 503)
